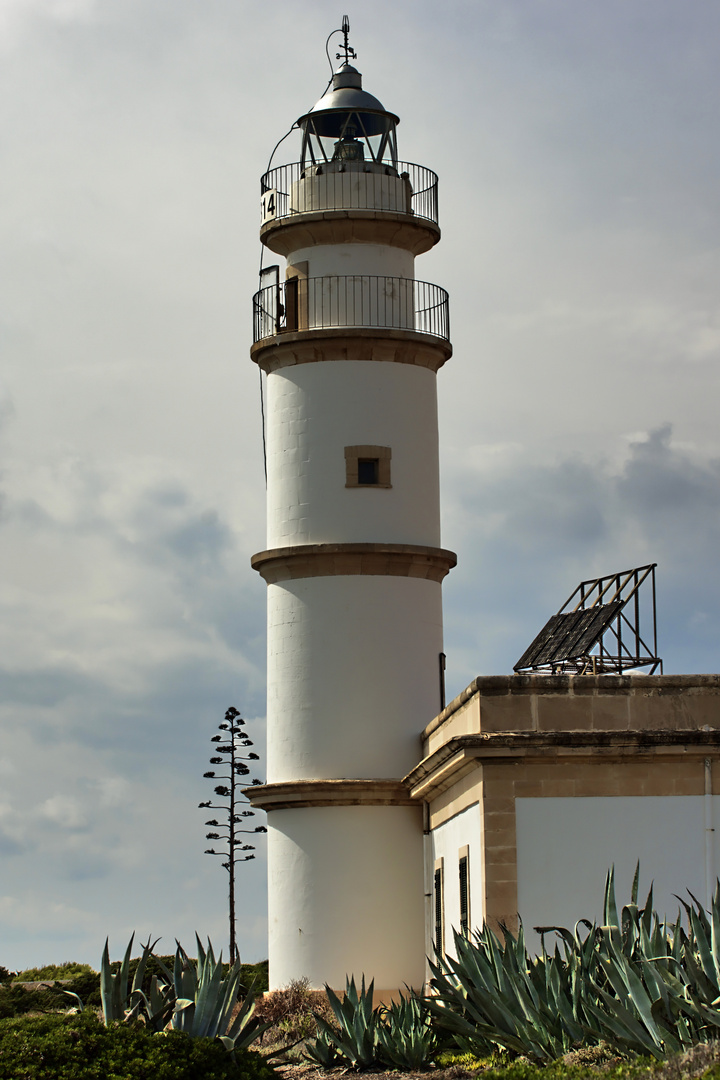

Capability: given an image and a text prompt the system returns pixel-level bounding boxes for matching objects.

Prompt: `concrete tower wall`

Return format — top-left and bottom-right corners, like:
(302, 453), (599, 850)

(290, 170), (411, 216)
(266, 361), (441, 548)
(288, 243), (414, 280)
(266, 575), (444, 781)
(268, 805), (426, 991)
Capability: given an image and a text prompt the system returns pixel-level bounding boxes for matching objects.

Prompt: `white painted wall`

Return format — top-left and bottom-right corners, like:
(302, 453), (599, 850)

(266, 361), (441, 547)
(267, 804), (425, 991)
(288, 243), (414, 281)
(429, 802), (483, 957)
(290, 170), (410, 216)
(267, 574), (444, 781)
(516, 796), (720, 954)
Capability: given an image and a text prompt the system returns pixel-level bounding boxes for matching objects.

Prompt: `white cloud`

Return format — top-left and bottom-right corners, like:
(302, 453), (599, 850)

(38, 795), (88, 831)
(0, 0), (95, 46)
(94, 776), (132, 808)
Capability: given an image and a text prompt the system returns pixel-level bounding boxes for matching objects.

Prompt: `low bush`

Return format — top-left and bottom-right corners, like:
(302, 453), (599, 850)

(0, 984), (64, 1020)
(239, 962), (268, 995)
(0, 1011), (278, 1080)
(1, 954), (268, 1020)
(432, 1045), (720, 1080)
(15, 963), (95, 982)
(252, 977), (335, 1058)
(0, 970), (102, 1019)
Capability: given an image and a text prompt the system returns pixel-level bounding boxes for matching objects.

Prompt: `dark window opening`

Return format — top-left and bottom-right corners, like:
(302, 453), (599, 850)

(345, 445), (391, 488)
(284, 277), (299, 331)
(434, 865), (444, 956)
(357, 458), (379, 485)
(459, 855), (469, 937)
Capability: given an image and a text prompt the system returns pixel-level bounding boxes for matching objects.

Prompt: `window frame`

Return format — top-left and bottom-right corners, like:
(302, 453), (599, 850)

(344, 445), (392, 488)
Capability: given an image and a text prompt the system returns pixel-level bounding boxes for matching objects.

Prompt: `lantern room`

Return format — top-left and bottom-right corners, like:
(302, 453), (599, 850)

(297, 62), (399, 172)
(296, 16), (399, 173)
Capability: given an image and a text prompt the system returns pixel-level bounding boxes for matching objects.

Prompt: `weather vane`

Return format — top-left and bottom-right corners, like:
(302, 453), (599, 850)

(336, 15), (357, 64)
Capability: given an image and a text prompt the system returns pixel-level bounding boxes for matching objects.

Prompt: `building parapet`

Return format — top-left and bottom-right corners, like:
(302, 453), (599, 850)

(422, 674), (720, 757)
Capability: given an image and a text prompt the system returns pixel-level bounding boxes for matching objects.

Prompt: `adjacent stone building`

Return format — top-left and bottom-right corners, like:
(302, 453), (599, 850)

(411, 675), (720, 968)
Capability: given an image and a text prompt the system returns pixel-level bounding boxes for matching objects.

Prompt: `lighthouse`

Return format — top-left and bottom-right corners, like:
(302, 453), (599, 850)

(249, 20), (455, 995)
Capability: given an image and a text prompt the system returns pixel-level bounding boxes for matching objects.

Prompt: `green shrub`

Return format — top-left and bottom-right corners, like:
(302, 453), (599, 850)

(239, 961), (268, 995)
(252, 978), (336, 1059)
(15, 963), (95, 982)
(0, 983), (68, 1020)
(0, 1011), (278, 1080)
(0, 970), (103, 1019)
(63, 969), (101, 1007)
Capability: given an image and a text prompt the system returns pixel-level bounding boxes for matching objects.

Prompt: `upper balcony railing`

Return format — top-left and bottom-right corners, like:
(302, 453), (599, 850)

(260, 161), (439, 227)
(253, 275), (450, 345)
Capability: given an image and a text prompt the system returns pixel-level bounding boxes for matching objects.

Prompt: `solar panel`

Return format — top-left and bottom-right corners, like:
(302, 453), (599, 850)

(514, 601), (624, 670)
(513, 564), (661, 675)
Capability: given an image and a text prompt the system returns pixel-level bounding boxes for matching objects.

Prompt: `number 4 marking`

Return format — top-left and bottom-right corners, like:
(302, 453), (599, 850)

(261, 190), (276, 222)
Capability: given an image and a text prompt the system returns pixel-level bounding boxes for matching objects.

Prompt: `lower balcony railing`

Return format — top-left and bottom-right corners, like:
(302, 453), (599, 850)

(252, 275), (450, 344)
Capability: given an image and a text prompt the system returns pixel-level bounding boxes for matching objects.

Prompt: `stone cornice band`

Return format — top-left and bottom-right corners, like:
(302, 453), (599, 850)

(260, 210), (441, 258)
(405, 729), (720, 802)
(244, 779), (415, 811)
(251, 542), (457, 585)
(251, 327), (452, 374)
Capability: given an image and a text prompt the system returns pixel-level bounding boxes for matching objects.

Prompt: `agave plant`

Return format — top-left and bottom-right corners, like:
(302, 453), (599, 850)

(428, 923), (581, 1061)
(98, 935), (174, 1029)
(171, 934), (271, 1050)
(429, 865), (720, 1062)
(305, 978), (441, 1070)
(304, 1025), (342, 1067)
(377, 991), (439, 1069)
(83, 933), (269, 1050)
(582, 868), (720, 1057)
(307, 975), (380, 1068)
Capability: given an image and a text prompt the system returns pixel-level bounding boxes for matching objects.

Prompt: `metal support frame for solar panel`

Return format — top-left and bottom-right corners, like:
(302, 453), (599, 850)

(514, 564), (662, 676)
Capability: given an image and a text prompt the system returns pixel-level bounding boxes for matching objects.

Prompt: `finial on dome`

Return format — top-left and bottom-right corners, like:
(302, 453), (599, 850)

(336, 15), (357, 66)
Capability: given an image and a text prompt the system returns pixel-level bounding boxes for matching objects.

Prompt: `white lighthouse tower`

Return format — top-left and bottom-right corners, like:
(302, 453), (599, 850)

(249, 20), (454, 996)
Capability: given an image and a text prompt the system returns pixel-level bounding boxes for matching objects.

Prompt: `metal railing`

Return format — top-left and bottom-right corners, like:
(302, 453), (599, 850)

(260, 161), (439, 226)
(253, 275), (449, 344)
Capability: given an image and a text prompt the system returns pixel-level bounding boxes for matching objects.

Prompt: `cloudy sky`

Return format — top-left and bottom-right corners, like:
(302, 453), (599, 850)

(1, 0), (719, 970)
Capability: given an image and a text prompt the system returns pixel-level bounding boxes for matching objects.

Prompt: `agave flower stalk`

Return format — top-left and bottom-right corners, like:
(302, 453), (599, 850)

(199, 706), (266, 963)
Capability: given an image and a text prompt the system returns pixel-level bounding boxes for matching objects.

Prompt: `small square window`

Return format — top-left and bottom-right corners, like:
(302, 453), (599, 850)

(345, 446), (391, 488)
(357, 458), (379, 485)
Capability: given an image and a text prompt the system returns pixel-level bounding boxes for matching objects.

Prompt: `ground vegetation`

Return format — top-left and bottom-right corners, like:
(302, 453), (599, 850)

(0, 1010), (276, 1080)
